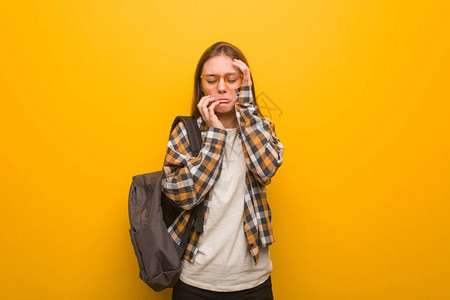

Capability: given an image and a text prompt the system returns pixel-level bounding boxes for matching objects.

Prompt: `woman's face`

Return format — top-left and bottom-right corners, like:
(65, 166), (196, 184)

(201, 55), (242, 115)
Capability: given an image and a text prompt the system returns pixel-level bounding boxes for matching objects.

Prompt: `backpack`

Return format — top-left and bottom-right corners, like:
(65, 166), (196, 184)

(128, 115), (206, 291)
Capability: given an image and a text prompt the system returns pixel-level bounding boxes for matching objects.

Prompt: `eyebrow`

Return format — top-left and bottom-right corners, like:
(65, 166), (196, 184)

(203, 72), (239, 76)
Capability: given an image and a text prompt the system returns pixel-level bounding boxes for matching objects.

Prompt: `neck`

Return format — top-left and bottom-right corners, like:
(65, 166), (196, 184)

(216, 112), (238, 128)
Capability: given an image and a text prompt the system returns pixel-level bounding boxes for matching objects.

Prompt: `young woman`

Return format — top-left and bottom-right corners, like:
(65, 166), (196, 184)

(161, 41), (284, 299)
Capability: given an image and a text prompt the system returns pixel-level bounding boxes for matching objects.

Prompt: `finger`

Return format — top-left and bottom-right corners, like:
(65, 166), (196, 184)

(201, 102), (209, 120)
(200, 95), (212, 103)
(198, 96), (207, 106)
(198, 96), (212, 110)
(208, 101), (217, 112)
(233, 62), (251, 85)
(198, 96), (210, 118)
(201, 97), (215, 120)
(232, 60), (244, 72)
(233, 60), (250, 78)
(233, 59), (248, 72)
(203, 101), (218, 128)
(203, 96), (215, 108)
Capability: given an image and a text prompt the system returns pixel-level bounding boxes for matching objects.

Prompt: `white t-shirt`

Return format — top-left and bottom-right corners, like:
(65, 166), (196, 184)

(179, 127), (273, 292)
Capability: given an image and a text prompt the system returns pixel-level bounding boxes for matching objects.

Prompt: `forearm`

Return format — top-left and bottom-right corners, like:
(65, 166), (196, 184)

(235, 85), (284, 185)
(162, 123), (227, 210)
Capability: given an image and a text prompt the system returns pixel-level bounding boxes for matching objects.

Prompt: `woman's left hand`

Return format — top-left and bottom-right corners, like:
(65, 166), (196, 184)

(232, 59), (252, 87)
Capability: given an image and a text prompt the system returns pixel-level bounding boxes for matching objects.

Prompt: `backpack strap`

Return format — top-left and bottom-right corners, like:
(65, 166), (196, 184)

(169, 116), (202, 156)
(169, 116), (207, 241)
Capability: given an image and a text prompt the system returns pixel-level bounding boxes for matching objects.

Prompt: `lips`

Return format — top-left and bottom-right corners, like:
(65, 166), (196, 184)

(217, 98), (230, 102)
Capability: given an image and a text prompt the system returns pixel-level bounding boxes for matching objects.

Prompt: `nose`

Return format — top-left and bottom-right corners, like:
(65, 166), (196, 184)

(218, 77), (227, 91)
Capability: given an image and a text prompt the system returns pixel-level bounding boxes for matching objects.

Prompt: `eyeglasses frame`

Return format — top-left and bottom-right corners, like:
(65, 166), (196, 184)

(199, 73), (243, 89)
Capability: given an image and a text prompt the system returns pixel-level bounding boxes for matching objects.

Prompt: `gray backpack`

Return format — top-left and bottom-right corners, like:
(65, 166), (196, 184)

(128, 116), (206, 291)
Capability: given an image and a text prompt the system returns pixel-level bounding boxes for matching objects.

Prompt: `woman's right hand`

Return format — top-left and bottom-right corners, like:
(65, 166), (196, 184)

(197, 95), (225, 129)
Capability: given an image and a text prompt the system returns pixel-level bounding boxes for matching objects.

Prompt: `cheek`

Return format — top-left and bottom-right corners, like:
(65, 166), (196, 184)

(204, 87), (214, 95)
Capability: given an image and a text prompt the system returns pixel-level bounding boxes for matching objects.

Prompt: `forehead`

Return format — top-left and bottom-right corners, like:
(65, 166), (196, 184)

(202, 55), (239, 74)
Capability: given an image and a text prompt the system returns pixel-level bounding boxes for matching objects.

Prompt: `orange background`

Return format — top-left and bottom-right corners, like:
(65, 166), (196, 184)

(1, 1), (449, 299)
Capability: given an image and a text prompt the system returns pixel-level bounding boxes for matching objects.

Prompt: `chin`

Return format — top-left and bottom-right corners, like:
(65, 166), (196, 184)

(216, 110), (234, 115)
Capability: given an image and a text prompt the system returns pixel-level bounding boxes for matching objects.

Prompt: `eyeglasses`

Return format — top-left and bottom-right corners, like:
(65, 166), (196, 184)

(200, 72), (243, 89)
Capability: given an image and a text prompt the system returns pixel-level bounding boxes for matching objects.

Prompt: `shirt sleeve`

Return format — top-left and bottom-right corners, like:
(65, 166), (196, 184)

(161, 120), (228, 210)
(234, 85), (284, 186)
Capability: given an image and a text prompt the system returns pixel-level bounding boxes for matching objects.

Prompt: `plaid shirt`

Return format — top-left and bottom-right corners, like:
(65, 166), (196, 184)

(161, 85), (284, 265)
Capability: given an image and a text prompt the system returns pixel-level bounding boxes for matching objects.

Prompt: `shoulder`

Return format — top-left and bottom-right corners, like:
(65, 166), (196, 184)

(168, 116), (205, 148)
(169, 120), (187, 140)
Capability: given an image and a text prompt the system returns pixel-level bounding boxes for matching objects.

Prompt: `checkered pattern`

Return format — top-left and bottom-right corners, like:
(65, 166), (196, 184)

(161, 85), (284, 265)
